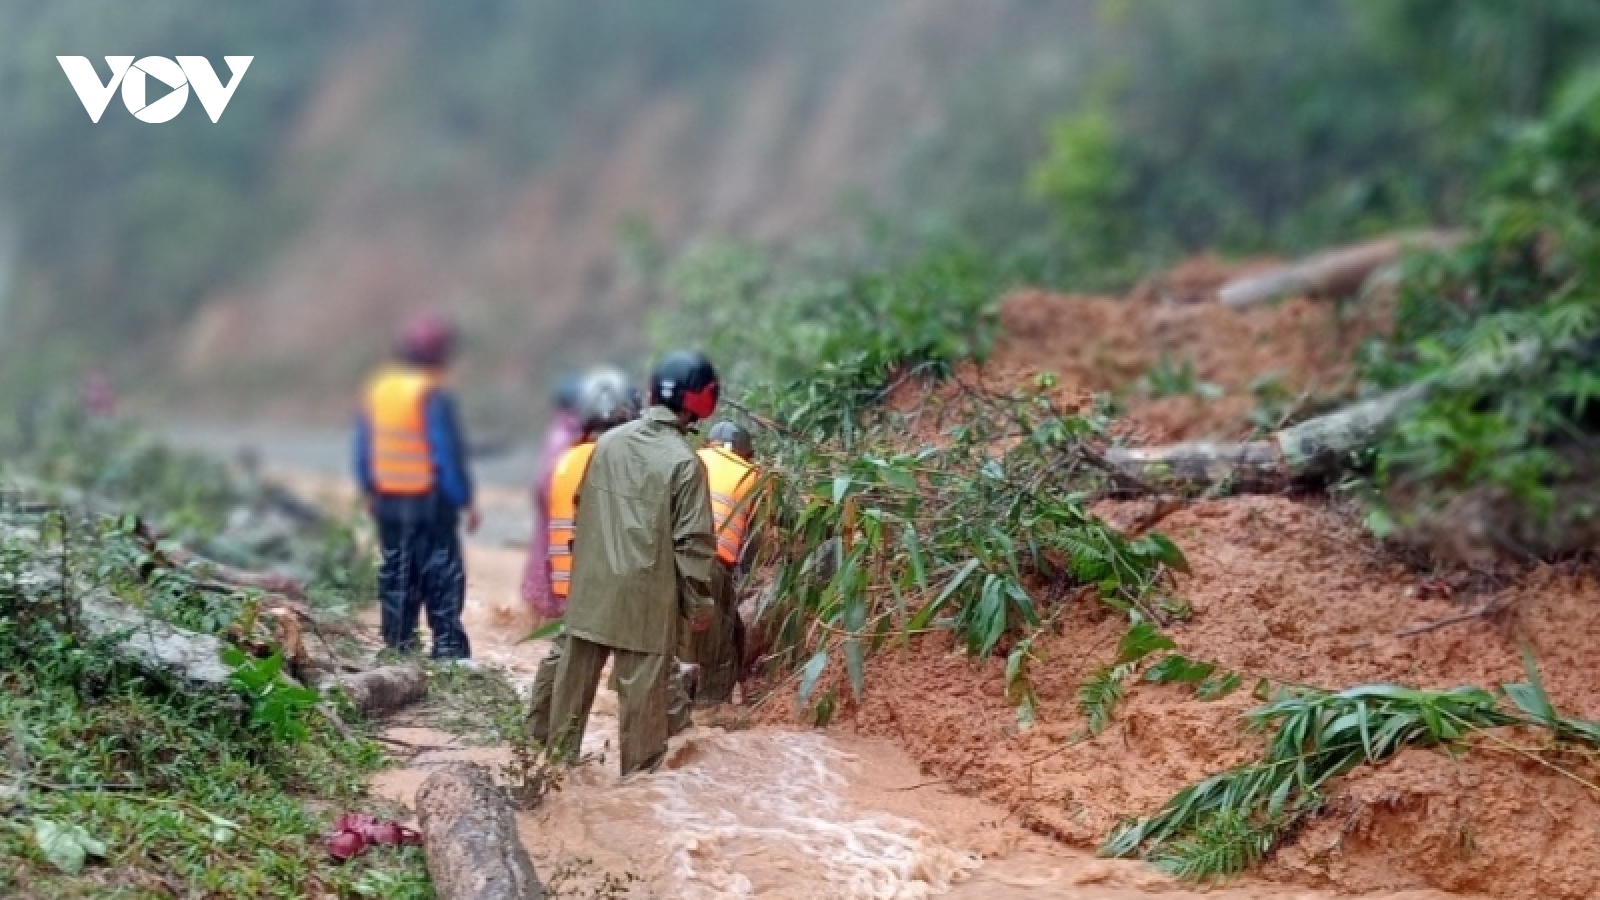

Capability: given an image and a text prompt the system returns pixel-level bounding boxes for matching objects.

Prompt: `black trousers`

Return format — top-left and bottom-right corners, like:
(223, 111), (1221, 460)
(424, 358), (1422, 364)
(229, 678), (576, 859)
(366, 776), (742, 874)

(374, 496), (470, 660)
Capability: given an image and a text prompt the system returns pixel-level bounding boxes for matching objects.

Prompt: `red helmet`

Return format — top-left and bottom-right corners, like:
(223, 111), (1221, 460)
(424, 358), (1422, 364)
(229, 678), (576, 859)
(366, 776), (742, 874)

(397, 311), (457, 367)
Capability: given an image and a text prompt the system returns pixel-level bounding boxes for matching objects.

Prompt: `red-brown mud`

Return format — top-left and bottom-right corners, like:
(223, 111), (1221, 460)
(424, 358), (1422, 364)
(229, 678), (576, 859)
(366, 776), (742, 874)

(792, 271), (1600, 898)
(824, 496), (1600, 899)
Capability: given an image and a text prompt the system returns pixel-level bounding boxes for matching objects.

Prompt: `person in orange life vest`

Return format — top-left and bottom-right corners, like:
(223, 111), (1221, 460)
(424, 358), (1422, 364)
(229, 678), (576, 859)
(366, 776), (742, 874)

(524, 368), (698, 745)
(521, 373), (586, 619)
(682, 420), (761, 706)
(353, 311), (481, 661)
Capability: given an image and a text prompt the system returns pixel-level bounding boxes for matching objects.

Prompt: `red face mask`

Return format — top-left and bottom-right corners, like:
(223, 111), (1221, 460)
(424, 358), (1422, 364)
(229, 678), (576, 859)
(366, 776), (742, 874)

(682, 381), (719, 421)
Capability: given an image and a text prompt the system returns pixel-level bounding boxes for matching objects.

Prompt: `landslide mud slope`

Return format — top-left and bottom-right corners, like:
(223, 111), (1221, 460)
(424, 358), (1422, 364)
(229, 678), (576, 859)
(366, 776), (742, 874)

(808, 272), (1600, 899)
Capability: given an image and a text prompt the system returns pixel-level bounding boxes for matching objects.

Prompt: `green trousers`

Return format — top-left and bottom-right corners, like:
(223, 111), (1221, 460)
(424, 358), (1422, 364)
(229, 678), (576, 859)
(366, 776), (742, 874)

(550, 635), (685, 776)
(680, 561), (744, 707)
(528, 630), (691, 747)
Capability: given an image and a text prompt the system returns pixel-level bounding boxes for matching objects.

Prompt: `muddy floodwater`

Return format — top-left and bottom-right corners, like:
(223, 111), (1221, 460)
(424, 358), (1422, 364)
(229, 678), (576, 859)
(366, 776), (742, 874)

(357, 531), (1464, 900)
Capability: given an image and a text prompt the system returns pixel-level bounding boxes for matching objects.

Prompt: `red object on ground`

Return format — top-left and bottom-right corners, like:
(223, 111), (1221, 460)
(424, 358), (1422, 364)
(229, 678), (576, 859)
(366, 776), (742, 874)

(326, 813), (423, 862)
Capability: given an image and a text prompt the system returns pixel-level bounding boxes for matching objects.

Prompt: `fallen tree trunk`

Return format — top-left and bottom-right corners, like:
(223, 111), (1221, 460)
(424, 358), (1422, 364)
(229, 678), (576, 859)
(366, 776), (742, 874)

(1104, 385), (1422, 492)
(1217, 230), (1466, 309)
(315, 665), (427, 718)
(1105, 328), (1576, 492)
(416, 763), (545, 900)
(161, 543), (308, 601)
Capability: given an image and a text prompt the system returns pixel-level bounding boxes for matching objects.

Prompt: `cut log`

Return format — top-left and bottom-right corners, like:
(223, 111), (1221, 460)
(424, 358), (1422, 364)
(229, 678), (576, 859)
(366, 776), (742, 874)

(315, 665), (427, 718)
(1217, 230), (1466, 309)
(416, 762), (545, 900)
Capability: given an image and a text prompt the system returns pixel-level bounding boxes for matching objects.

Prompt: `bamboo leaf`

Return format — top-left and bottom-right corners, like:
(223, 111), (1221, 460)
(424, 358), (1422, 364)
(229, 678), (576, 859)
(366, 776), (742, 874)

(1145, 655), (1216, 685)
(908, 558), (981, 633)
(901, 526), (929, 592)
(876, 463), (918, 492)
(1195, 672), (1242, 701)
(521, 619), (564, 643)
(798, 649), (829, 707)
(844, 638), (866, 701)
(975, 574), (1007, 656)
(1142, 533), (1192, 574)
(1115, 622), (1175, 665)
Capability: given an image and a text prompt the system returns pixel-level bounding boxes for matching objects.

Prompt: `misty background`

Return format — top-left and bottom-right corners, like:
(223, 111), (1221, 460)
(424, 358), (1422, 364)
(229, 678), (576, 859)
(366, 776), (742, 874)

(1, 0), (1596, 432)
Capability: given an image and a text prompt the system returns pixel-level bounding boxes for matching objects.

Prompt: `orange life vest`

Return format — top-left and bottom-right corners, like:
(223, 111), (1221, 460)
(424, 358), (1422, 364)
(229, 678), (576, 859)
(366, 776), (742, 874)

(364, 367), (442, 496)
(547, 441), (598, 599)
(699, 446), (758, 567)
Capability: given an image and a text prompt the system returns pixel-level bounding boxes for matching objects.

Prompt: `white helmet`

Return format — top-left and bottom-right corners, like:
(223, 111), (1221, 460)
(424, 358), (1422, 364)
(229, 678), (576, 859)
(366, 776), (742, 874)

(578, 367), (638, 432)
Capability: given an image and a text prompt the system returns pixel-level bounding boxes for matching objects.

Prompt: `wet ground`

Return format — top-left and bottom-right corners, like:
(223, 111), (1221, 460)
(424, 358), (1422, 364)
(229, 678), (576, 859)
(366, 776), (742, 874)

(162, 426), (1474, 900)
(363, 538), (1466, 900)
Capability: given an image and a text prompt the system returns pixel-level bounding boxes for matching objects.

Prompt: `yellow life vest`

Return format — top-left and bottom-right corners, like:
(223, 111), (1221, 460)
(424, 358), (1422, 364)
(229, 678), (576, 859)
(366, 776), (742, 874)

(363, 367), (442, 496)
(547, 441), (597, 599)
(698, 446), (758, 567)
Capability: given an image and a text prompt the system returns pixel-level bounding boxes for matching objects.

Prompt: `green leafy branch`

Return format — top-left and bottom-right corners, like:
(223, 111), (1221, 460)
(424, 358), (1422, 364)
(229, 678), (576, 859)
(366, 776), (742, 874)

(756, 378), (1189, 719)
(1102, 650), (1600, 882)
(1078, 623), (1243, 736)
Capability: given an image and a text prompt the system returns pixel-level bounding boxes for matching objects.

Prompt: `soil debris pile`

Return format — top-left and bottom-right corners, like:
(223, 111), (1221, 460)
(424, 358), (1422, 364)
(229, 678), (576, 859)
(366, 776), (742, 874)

(799, 257), (1600, 899)
(955, 265), (1387, 443)
(832, 494), (1600, 899)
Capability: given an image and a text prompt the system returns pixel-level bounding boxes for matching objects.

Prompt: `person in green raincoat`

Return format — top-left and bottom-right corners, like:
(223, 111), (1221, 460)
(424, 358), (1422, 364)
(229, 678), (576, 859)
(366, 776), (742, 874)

(526, 367), (696, 746)
(548, 350), (720, 776)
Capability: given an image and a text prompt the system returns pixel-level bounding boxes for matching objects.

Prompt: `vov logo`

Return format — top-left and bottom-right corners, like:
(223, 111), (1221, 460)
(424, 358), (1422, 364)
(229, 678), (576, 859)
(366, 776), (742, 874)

(57, 56), (252, 123)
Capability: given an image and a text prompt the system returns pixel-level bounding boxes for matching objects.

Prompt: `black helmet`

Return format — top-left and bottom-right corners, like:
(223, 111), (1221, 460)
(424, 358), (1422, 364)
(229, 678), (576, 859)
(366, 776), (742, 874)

(706, 421), (753, 460)
(649, 350), (719, 423)
(577, 367), (638, 431)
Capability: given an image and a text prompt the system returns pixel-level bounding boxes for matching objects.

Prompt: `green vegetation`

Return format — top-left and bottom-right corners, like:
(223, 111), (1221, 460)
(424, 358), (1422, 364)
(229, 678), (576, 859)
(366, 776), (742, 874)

(1356, 65), (1600, 542)
(1136, 355), (1223, 401)
(0, 400), (376, 611)
(655, 236), (1003, 438)
(1078, 624), (1240, 738)
(1103, 654), (1600, 882)
(0, 403), (410, 896)
(0, 512), (427, 898)
(0, 0), (842, 364)
(653, 235), (1189, 719)
(977, 1), (1600, 283)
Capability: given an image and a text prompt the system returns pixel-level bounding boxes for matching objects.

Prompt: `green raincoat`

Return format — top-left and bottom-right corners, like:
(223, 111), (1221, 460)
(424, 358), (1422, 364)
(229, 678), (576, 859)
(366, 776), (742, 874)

(550, 406), (715, 774)
(563, 406), (715, 649)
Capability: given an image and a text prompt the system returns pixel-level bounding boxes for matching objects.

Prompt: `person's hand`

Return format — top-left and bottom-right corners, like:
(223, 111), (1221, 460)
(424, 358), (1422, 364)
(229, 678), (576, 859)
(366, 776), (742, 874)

(465, 507), (482, 535)
(688, 610), (713, 633)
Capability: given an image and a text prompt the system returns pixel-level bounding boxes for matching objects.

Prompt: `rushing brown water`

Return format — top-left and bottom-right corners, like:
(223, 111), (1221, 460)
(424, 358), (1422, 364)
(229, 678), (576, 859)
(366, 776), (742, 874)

(359, 534), (1467, 900)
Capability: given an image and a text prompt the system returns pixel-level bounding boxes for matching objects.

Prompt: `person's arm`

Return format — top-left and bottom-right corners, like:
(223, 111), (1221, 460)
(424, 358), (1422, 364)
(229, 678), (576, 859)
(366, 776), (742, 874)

(671, 455), (717, 630)
(352, 412), (376, 499)
(425, 390), (477, 521)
